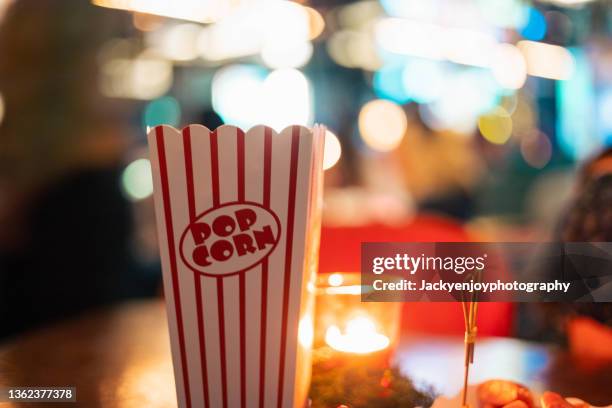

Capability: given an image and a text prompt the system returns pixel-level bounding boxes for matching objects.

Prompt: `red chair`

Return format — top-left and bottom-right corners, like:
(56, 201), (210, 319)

(318, 214), (513, 337)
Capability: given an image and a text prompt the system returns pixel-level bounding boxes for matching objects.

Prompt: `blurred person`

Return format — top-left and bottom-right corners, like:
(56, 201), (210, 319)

(0, 0), (158, 340)
(555, 173), (612, 361)
(518, 149), (612, 357)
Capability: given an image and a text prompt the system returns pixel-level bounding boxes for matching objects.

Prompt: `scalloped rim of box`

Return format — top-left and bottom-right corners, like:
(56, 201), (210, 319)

(147, 124), (326, 138)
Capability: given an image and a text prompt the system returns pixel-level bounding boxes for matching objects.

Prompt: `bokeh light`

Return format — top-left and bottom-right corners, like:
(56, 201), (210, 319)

(557, 47), (597, 160)
(197, 1), (311, 62)
(544, 11), (573, 43)
(597, 87), (612, 143)
(402, 58), (446, 103)
(519, 7), (547, 41)
(212, 65), (311, 131)
(260, 68), (311, 131)
(328, 30), (381, 71)
(262, 2), (310, 54)
(304, 6), (325, 39)
(336, 0), (383, 30)
(421, 69), (499, 134)
(323, 130), (342, 171)
(511, 92), (538, 137)
(132, 12), (163, 32)
(261, 41), (313, 69)
(373, 64), (410, 103)
(375, 18), (445, 61)
(327, 31), (358, 68)
(521, 131), (552, 168)
(99, 51), (173, 100)
(212, 64), (267, 129)
(197, 17), (260, 61)
(476, 0), (528, 29)
(444, 28), (497, 68)
(518, 40), (575, 80)
(478, 107), (513, 145)
(358, 99), (407, 152)
(500, 93), (519, 115)
(380, 0), (438, 20)
(121, 158), (153, 201)
(143, 96), (181, 129)
(147, 23), (201, 62)
(491, 43), (527, 90)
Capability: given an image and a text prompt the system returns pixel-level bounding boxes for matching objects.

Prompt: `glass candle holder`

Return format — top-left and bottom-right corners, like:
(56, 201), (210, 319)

(314, 272), (401, 362)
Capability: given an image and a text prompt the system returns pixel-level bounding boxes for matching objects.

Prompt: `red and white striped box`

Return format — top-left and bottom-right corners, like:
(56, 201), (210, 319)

(148, 124), (325, 408)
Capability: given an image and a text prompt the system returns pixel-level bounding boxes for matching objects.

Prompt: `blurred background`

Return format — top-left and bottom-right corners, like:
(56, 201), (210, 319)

(0, 0), (611, 344)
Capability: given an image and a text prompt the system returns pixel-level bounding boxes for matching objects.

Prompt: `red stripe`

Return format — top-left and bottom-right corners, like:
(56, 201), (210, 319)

(237, 128), (246, 408)
(210, 130), (220, 207)
(156, 126), (192, 408)
(263, 128), (272, 209)
(237, 129), (245, 203)
(258, 128), (272, 408)
(277, 126), (301, 408)
(183, 127), (196, 220)
(239, 273), (246, 408)
(183, 127), (210, 408)
(217, 278), (228, 408)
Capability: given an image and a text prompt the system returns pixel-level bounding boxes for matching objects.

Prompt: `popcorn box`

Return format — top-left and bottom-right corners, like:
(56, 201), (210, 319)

(147, 125), (325, 408)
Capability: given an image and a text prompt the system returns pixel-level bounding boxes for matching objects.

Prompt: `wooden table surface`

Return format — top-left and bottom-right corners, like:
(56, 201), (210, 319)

(0, 300), (610, 407)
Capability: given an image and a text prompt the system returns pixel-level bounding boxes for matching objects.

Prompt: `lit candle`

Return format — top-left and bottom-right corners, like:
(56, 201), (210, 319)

(325, 316), (390, 354)
(314, 272), (401, 364)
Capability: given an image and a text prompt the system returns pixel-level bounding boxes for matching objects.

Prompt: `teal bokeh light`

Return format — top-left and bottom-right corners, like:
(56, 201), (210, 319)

(143, 96), (181, 130)
(557, 47), (598, 160)
(373, 64), (411, 104)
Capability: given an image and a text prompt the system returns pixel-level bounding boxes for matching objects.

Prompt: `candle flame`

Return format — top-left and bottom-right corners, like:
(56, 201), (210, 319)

(328, 273), (344, 287)
(325, 316), (390, 354)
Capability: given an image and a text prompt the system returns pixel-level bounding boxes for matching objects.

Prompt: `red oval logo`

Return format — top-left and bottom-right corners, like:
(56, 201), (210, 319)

(179, 202), (281, 277)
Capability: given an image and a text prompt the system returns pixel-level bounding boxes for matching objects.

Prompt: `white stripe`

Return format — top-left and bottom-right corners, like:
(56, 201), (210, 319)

(244, 126), (266, 408)
(202, 277), (223, 408)
(264, 127), (294, 408)
(216, 125), (242, 407)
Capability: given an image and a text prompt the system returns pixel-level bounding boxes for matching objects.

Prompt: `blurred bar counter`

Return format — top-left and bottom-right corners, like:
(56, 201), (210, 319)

(0, 300), (610, 407)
